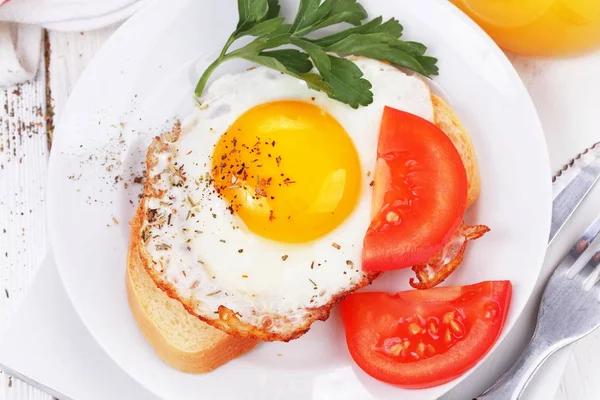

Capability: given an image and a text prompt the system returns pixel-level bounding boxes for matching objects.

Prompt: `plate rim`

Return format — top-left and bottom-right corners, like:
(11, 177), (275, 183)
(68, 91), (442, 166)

(47, 0), (552, 398)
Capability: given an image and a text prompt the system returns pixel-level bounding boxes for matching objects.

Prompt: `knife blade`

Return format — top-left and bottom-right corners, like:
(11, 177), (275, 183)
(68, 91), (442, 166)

(549, 142), (600, 244)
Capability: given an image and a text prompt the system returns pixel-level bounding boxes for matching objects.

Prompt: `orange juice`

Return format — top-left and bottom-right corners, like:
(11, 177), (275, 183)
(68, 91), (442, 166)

(450, 0), (600, 56)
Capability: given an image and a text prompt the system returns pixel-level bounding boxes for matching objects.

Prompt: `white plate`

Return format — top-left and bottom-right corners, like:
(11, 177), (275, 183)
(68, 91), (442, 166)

(47, 0), (551, 399)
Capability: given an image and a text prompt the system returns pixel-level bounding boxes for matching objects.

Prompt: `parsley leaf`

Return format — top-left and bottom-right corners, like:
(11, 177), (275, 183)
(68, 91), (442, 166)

(235, 0), (273, 36)
(291, 0), (367, 36)
(240, 17), (286, 38)
(237, 0), (269, 26)
(266, 0), (281, 19)
(194, 0), (439, 108)
(292, 38), (372, 108)
(325, 33), (439, 75)
(309, 16), (403, 47)
(255, 49), (314, 74)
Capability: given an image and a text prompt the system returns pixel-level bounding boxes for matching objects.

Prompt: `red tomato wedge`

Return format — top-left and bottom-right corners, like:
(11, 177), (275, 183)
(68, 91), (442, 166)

(340, 281), (512, 388)
(363, 107), (467, 271)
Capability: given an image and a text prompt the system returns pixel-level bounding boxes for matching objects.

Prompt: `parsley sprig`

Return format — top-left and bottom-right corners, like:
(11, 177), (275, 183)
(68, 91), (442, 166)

(194, 0), (438, 109)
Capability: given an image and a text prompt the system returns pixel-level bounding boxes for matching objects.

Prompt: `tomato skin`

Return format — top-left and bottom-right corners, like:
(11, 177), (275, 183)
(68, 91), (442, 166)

(363, 107), (468, 272)
(340, 281), (512, 388)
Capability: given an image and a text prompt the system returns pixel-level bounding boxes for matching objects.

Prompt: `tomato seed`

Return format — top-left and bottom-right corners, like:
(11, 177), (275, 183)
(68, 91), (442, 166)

(390, 344), (403, 357)
(444, 328), (452, 344)
(386, 211), (399, 223)
(429, 321), (438, 334)
(449, 320), (464, 336)
(426, 344), (436, 356)
(443, 311), (455, 324)
(416, 342), (426, 357)
(408, 322), (422, 336)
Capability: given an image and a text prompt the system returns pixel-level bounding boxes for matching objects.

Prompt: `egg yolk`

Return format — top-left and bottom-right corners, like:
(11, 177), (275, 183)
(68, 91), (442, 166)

(211, 101), (361, 243)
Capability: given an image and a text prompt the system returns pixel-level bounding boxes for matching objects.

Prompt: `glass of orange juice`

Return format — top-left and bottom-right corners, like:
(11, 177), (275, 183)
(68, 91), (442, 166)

(450, 0), (600, 56)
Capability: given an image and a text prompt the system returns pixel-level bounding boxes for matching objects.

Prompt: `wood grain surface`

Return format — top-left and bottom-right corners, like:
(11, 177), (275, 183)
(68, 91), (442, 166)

(0, 26), (117, 400)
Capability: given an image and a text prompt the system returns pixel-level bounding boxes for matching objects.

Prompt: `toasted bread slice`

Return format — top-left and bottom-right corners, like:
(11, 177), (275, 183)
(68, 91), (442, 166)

(126, 201), (258, 374)
(432, 94), (480, 208)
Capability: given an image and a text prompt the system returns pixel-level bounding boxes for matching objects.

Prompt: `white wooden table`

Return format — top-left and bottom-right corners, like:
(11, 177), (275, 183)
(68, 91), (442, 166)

(0, 25), (599, 400)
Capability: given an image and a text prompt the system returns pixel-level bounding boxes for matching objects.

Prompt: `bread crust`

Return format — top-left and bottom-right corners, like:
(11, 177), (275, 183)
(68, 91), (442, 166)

(431, 94), (481, 208)
(127, 201), (258, 373)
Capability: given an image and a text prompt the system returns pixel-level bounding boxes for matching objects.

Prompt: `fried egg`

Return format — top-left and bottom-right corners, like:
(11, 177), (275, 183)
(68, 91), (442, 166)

(141, 57), (434, 341)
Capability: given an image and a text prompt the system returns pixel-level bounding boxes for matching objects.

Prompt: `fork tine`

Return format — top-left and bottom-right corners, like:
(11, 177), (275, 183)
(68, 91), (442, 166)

(572, 215), (600, 258)
(580, 251), (600, 287)
(587, 251), (600, 287)
(562, 214), (600, 278)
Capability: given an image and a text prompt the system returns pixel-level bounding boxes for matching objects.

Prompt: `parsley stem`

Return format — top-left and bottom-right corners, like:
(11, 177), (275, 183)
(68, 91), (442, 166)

(194, 55), (229, 98)
(195, 32), (238, 98)
(220, 33), (237, 58)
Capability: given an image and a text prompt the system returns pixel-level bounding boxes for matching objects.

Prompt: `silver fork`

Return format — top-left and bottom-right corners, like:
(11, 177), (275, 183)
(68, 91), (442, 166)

(477, 214), (600, 400)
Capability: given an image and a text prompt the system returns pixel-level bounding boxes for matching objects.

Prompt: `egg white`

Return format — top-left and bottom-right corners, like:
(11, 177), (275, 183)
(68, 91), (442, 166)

(143, 58), (434, 336)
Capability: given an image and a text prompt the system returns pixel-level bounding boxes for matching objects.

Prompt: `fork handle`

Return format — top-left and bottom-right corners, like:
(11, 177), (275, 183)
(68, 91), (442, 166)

(475, 334), (569, 400)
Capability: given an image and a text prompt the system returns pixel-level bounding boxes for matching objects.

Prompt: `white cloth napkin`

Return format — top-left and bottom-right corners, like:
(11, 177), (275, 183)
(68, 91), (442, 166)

(0, 0), (150, 88)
